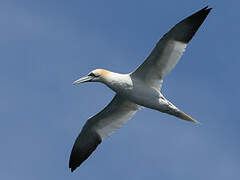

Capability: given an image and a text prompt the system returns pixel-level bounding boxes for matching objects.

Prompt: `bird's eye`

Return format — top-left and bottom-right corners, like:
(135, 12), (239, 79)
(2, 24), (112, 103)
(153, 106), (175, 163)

(88, 72), (98, 77)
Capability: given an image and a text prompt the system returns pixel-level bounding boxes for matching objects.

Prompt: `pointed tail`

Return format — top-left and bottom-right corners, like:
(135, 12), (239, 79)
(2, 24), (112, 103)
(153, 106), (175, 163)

(177, 111), (199, 124)
(158, 96), (199, 124)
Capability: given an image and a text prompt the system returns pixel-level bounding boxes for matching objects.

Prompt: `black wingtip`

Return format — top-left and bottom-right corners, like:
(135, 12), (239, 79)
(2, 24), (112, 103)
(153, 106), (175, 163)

(171, 6), (212, 43)
(203, 5), (209, 9)
(69, 160), (79, 172)
(69, 160), (76, 172)
(68, 132), (102, 172)
(201, 6), (212, 14)
(196, 6), (212, 17)
(70, 167), (76, 173)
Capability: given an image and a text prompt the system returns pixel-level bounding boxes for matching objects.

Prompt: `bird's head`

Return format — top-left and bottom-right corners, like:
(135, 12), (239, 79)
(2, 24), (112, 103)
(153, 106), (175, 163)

(73, 69), (110, 85)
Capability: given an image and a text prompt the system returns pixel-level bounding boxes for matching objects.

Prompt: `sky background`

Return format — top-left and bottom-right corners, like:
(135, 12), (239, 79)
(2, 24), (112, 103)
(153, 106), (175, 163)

(1, 0), (239, 179)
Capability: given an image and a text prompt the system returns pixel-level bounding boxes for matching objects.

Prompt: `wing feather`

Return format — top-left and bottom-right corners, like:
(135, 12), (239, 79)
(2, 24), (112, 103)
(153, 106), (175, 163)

(132, 6), (211, 89)
(69, 95), (140, 172)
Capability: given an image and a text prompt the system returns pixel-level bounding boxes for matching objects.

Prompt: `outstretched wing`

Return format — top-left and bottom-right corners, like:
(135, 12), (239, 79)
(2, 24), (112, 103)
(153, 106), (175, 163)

(132, 6), (211, 89)
(69, 95), (140, 172)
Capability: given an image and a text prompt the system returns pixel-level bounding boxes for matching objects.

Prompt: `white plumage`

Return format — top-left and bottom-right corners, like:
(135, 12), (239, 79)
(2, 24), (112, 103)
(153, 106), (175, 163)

(69, 6), (212, 172)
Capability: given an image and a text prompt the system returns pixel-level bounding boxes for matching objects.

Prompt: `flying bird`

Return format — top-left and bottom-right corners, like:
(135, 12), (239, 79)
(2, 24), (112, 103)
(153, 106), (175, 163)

(69, 6), (212, 172)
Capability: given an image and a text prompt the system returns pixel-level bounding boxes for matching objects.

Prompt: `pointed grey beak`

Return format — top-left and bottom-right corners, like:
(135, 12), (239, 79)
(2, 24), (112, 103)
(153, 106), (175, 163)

(73, 76), (94, 85)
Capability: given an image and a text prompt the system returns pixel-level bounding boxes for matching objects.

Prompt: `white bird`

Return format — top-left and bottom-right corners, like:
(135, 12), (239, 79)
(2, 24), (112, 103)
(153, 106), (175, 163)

(69, 6), (211, 172)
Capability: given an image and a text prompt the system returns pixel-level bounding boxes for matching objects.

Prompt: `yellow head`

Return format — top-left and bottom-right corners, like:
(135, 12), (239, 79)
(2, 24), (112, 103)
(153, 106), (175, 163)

(73, 69), (110, 84)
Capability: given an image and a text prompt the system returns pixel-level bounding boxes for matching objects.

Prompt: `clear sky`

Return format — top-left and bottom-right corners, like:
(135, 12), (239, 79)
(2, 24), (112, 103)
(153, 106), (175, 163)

(1, 0), (239, 179)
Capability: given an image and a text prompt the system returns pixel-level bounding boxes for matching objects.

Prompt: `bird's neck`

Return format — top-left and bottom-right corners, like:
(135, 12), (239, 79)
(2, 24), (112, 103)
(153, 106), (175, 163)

(102, 72), (132, 93)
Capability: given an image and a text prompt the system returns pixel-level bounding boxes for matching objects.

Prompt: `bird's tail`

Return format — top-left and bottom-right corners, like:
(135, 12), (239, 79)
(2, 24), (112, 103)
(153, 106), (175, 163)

(159, 97), (199, 124)
(176, 110), (199, 124)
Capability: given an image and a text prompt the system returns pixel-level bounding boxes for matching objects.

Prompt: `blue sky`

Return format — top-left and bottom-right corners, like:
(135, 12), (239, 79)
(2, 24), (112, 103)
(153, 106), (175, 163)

(1, 0), (239, 179)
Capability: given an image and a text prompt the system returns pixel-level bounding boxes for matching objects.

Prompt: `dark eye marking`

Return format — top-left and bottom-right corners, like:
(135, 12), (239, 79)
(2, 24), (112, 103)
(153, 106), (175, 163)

(88, 72), (99, 77)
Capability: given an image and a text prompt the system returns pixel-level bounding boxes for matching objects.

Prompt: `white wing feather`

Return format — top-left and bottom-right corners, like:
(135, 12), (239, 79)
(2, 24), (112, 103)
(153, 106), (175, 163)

(90, 95), (140, 138)
(132, 7), (211, 89)
(69, 6), (212, 172)
(69, 95), (140, 171)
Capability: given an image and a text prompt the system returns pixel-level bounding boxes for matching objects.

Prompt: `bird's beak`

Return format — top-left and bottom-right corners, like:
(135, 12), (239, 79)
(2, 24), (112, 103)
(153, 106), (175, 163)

(73, 76), (94, 85)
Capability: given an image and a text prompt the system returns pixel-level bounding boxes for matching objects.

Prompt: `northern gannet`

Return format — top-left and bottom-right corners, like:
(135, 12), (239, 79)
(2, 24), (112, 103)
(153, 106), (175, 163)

(69, 6), (212, 172)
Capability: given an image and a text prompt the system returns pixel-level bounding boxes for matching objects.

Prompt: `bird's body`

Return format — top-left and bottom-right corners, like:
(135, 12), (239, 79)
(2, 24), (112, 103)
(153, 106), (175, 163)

(69, 6), (212, 172)
(102, 71), (159, 106)
(100, 71), (174, 114)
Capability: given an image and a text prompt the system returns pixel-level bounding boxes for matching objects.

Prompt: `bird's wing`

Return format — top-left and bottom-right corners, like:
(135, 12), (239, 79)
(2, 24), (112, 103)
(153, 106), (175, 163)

(69, 95), (140, 172)
(132, 6), (211, 89)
